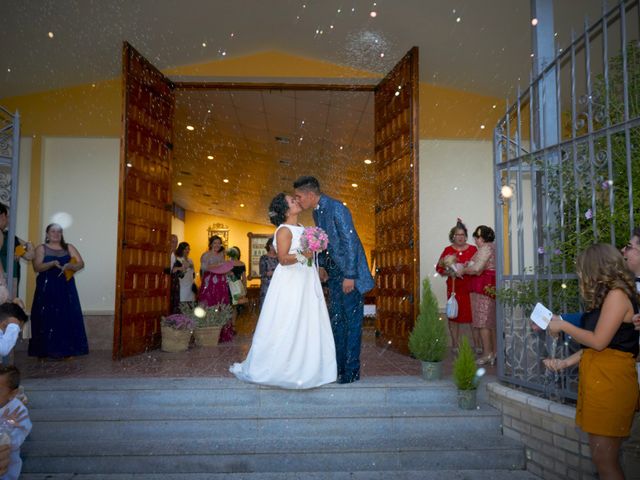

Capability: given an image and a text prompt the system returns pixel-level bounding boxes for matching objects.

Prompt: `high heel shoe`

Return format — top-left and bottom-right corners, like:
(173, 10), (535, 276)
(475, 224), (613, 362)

(476, 354), (496, 366)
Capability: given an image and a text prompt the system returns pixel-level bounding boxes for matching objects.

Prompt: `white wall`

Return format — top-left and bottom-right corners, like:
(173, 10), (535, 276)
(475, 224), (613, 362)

(419, 139), (495, 308)
(42, 137), (119, 313)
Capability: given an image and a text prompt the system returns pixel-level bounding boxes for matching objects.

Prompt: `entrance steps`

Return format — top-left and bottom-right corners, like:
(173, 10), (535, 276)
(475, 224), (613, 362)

(19, 376), (538, 478)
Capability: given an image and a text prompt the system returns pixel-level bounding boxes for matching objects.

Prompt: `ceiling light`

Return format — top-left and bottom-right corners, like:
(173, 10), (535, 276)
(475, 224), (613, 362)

(202, 42), (207, 47)
(186, 125), (195, 131)
(456, 17), (461, 23)
(395, 91), (400, 96)
(380, 52), (384, 58)
(48, 32), (54, 38)
(370, 11), (377, 18)
(339, 146), (343, 150)
(221, 51), (227, 56)
(480, 124), (485, 130)
(343, 202), (347, 206)
(531, 18), (538, 26)
(223, 178), (229, 183)
(364, 159), (372, 164)
(492, 104), (497, 109)
(177, 182), (182, 186)
(240, 203), (245, 208)
(126, 163), (132, 168)
(351, 183), (358, 188)
(207, 155), (214, 160)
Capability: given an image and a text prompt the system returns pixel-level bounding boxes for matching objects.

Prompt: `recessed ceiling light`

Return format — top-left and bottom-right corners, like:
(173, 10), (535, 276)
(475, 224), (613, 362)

(240, 203), (245, 208)
(48, 32), (54, 38)
(351, 183), (358, 188)
(186, 125), (195, 131)
(492, 104), (497, 109)
(480, 125), (486, 130)
(202, 42), (207, 47)
(207, 155), (214, 160)
(177, 182), (182, 186)
(370, 11), (377, 18)
(456, 17), (461, 23)
(364, 159), (372, 164)
(223, 178), (229, 183)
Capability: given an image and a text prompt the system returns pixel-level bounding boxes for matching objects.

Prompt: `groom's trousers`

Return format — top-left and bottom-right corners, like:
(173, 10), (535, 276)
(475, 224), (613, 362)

(326, 264), (364, 384)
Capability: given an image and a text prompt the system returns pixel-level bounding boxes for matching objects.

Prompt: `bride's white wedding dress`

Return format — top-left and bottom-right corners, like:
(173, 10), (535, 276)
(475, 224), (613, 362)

(230, 224), (337, 389)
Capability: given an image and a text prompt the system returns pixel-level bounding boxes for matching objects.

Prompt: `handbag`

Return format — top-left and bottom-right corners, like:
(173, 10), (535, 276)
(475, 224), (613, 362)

(446, 292), (459, 319)
(228, 277), (247, 305)
(446, 278), (458, 319)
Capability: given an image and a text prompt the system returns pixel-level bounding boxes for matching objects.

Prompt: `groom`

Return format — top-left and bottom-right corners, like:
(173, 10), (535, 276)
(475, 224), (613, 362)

(294, 176), (374, 384)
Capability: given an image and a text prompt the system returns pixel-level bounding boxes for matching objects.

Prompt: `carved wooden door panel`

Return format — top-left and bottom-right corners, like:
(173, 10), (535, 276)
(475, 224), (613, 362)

(113, 42), (174, 359)
(374, 47), (420, 355)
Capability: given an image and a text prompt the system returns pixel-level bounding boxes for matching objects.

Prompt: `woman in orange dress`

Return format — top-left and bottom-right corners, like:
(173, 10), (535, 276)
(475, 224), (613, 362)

(436, 220), (477, 352)
(547, 243), (639, 479)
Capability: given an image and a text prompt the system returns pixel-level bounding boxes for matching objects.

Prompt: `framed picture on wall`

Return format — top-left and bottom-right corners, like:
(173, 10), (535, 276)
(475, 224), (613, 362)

(247, 233), (273, 280)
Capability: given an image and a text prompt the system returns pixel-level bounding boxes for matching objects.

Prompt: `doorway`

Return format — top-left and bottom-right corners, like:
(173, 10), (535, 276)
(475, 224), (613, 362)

(113, 43), (419, 359)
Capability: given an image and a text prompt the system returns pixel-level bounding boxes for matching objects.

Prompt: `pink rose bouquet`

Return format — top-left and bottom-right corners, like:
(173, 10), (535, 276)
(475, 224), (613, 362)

(299, 226), (329, 266)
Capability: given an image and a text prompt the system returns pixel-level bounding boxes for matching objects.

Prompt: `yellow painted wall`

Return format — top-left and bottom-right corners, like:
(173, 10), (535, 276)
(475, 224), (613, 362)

(183, 211), (276, 287)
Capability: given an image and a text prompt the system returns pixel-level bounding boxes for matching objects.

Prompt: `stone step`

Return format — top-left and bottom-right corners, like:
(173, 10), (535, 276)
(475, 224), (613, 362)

(24, 424), (511, 455)
(23, 446), (525, 475)
(21, 376), (527, 476)
(23, 377), (461, 409)
(21, 469), (541, 480)
(30, 403), (498, 422)
(27, 414), (503, 442)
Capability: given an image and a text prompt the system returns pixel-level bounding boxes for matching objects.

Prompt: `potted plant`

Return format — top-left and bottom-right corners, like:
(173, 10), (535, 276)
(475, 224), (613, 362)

(408, 277), (448, 380)
(184, 303), (233, 347)
(453, 337), (478, 409)
(160, 313), (195, 353)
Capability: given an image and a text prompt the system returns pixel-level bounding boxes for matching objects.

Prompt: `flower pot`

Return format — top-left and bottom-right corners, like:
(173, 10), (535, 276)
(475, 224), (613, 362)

(457, 388), (477, 410)
(194, 326), (222, 347)
(161, 325), (192, 353)
(420, 360), (443, 381)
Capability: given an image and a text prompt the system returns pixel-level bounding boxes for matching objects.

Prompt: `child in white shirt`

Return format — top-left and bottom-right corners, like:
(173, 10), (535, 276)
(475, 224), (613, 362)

(0, 302), (28, 357)
(0, 366), (31, 480)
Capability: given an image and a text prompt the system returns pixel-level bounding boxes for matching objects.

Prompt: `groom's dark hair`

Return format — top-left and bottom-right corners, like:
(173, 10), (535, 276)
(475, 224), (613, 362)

(293, 176), (321, 194)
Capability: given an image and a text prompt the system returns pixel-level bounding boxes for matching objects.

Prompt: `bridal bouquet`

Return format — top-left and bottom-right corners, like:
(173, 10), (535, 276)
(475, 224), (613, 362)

(299, 226), (329, 266)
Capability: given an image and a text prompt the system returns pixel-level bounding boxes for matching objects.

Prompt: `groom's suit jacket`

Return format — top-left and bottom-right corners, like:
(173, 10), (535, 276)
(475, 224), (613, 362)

(313, 194), (375, 295)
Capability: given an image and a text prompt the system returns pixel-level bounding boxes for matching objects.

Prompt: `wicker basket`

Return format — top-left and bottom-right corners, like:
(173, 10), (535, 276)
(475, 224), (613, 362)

(160, 325), (192, 353)
(194, 326), (222, 347)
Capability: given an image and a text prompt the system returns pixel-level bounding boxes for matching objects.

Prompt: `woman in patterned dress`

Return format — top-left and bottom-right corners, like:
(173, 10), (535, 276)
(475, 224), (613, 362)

(436, 220), (477, 352)
(461, 225), (497, 365)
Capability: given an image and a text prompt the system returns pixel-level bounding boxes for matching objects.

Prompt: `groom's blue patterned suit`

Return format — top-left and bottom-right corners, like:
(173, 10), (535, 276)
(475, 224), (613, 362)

(313, 194), (374, 383)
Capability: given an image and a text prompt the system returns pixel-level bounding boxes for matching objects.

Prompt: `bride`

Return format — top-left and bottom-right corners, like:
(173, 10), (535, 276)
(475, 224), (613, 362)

(230, 193), (337, 389)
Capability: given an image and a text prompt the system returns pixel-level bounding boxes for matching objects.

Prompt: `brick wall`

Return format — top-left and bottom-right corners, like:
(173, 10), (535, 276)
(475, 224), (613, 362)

(487, 382), (596, 480)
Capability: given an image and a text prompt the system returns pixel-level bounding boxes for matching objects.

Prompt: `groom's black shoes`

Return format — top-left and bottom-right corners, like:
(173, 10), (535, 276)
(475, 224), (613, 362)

(337, 372), (360, 384)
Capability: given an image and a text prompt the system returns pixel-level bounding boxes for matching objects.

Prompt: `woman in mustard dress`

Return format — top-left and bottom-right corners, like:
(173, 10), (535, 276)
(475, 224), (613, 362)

(547, 243), (639, 479)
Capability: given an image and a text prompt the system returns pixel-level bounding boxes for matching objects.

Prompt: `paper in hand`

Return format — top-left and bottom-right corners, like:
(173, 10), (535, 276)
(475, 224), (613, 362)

(530, 302), (552, 330)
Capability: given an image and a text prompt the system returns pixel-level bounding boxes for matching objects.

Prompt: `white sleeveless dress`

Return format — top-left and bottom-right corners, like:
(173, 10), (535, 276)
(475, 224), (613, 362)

(230, 224), (337, 389)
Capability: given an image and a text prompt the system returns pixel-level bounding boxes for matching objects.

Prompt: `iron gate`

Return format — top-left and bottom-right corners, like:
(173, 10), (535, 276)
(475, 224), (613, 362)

(494, 0), (640, 401)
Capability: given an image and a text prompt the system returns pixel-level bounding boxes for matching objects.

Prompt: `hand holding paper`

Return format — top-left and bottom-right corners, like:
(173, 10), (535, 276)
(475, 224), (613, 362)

(64, 257), (78, 281)
(530, 302), (552, 330)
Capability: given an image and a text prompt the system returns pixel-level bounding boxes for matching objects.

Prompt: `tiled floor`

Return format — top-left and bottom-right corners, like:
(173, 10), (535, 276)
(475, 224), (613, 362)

(14, 312), (496, 380)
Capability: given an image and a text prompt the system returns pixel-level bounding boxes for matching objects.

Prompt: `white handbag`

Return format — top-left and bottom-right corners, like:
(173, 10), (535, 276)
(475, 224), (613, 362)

(446, 292), (459, 319)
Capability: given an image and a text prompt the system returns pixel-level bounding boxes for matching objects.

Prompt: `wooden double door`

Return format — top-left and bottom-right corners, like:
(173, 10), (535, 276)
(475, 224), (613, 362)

(113, 43), (420, 359)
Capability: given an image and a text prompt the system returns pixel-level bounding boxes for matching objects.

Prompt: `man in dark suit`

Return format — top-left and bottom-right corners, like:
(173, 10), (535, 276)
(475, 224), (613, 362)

(294, 176), (374, 384)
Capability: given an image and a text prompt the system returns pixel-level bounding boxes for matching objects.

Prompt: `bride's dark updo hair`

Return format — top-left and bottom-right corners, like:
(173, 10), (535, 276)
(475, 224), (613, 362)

(268, 193), (289, 226)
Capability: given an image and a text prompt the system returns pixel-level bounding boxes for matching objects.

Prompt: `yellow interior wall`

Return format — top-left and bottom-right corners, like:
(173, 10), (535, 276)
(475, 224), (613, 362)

(183, 211), (276, 288)
(0, 50), (503, 303)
